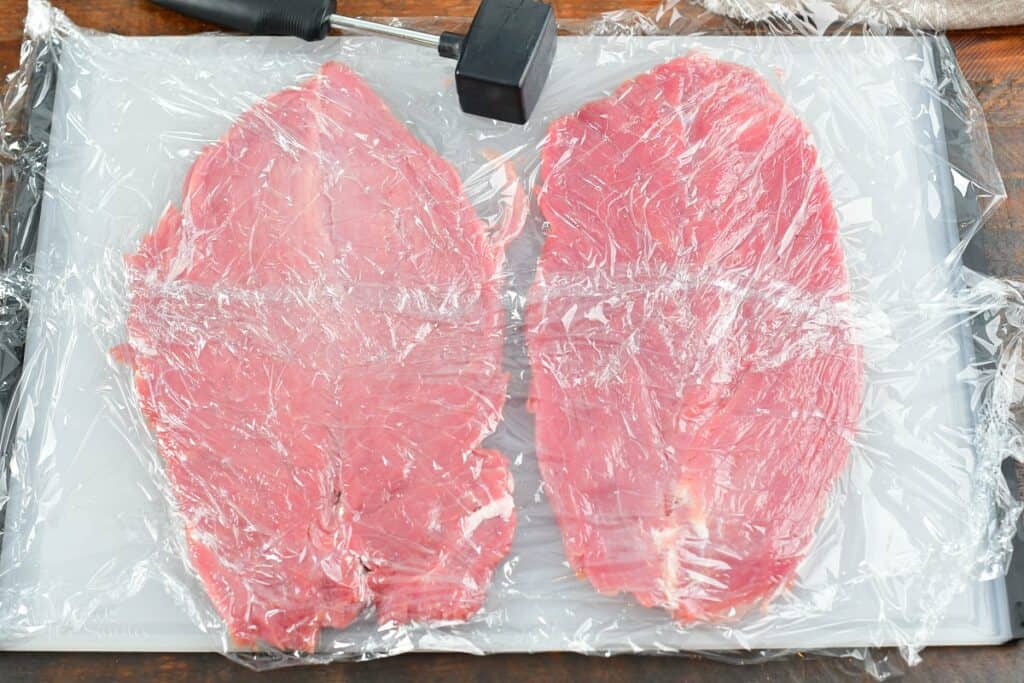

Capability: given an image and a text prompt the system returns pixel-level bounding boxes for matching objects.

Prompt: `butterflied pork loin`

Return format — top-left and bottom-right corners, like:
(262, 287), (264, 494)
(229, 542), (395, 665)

(116, 62), (515, 651)
(527, 54), (863, 622)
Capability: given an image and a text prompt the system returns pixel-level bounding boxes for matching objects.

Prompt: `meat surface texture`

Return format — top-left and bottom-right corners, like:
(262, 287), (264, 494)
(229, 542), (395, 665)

(527, 54), (862, 622)
(117, 62), (515, 651)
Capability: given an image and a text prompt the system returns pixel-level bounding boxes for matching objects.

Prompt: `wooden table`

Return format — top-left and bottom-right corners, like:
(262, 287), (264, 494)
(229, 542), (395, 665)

(0, 1), (1021, 681)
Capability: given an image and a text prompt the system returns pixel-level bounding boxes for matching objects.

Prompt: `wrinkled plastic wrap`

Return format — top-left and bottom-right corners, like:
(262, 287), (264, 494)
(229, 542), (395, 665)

(0, 0), (1021, 675)
(695, 0), (1024, 31)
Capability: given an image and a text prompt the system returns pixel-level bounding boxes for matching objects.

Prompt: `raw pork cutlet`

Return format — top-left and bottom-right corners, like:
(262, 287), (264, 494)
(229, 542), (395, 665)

(527, 54), (862, 622)
(116, 62), (516, 651)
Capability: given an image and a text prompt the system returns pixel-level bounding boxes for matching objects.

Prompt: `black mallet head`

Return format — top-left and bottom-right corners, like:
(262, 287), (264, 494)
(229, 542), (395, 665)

(151, 0), (557, 124)
(438, 0), (557, 124)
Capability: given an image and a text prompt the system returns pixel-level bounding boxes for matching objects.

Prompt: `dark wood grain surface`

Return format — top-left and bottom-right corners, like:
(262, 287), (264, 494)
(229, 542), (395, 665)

(1, 1), (1022, 681)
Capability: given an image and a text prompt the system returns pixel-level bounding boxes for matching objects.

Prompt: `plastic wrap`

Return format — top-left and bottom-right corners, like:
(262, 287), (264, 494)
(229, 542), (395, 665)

(0, 0), (1021, 675)
(695, 0), (1024, 31)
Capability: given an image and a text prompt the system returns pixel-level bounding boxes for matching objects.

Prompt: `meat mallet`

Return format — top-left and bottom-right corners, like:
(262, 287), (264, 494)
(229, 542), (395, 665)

(151, 0), (557, 124)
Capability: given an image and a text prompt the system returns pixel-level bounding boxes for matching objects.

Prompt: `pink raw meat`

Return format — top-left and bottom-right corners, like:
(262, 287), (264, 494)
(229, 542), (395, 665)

(116, 62), (515, 651)
(527, 54), (862, 622)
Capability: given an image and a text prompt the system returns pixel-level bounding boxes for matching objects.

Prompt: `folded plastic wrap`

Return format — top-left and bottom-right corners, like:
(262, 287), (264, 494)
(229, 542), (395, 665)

(0, 0), (1021, 675)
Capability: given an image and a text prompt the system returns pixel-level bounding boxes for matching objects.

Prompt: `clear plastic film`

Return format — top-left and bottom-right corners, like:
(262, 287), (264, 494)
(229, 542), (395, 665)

(694, 0), (1024, 31)
(0, 0), (1021, 675)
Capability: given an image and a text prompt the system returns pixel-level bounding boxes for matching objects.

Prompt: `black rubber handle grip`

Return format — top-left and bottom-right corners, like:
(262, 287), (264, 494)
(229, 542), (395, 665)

(151, 0), (337, 41)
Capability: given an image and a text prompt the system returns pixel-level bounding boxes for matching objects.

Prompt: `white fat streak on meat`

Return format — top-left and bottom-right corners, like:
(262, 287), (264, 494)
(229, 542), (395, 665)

(651, 480), (710, 609)
(460, 493), (515, 539)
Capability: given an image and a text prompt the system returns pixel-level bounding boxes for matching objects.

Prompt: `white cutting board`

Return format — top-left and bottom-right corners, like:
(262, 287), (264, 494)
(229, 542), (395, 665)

(0, 33), (1011, 653)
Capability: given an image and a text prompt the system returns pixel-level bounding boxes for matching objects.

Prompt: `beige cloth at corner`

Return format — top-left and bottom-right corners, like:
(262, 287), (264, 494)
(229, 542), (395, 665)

(698, 0), (1024, 30)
